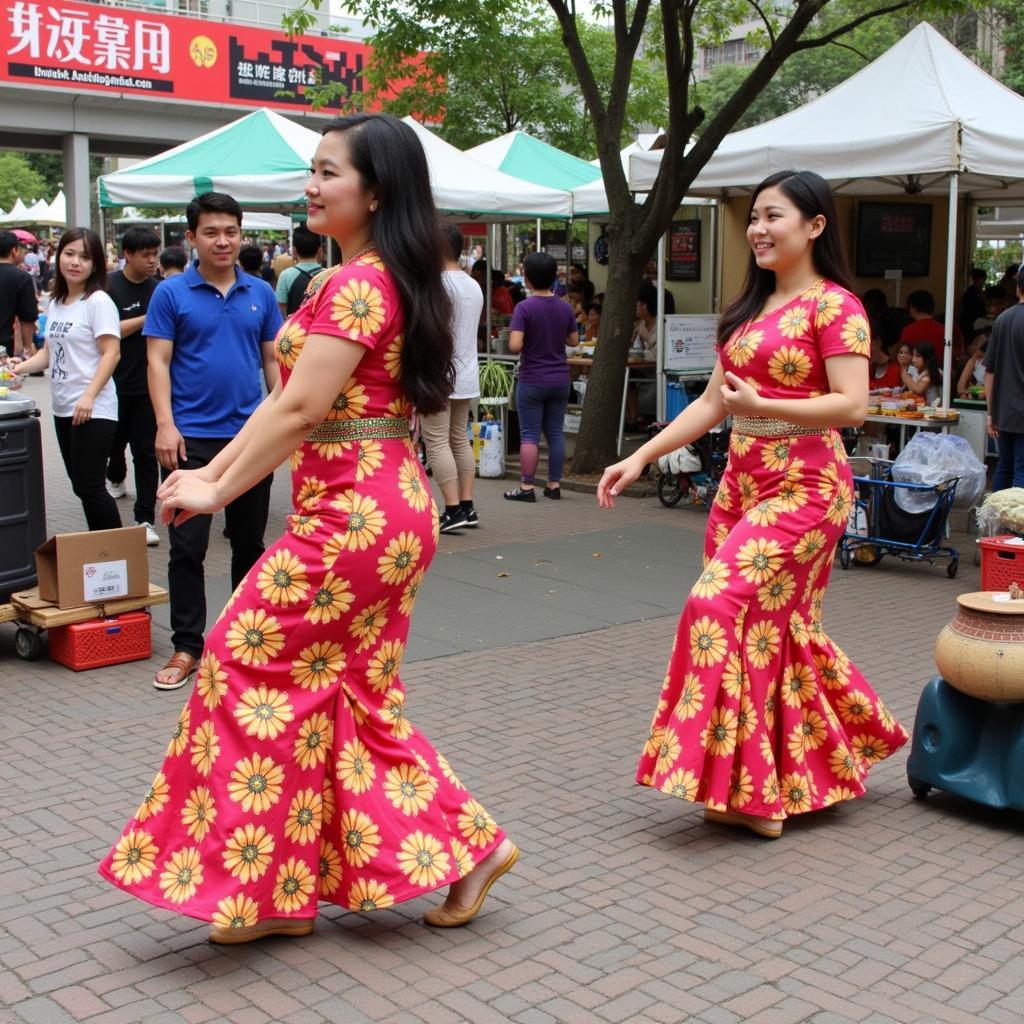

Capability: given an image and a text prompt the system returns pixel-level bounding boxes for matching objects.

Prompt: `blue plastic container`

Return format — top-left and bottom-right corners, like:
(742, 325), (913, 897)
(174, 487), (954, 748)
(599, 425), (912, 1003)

(907, 676), (1024, 811)
(665, 381), (689, 420)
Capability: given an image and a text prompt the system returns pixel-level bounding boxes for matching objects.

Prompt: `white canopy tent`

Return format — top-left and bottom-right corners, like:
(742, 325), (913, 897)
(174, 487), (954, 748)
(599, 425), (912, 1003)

(97, 110), (571, 219)
(0, 192), (66, 227)
(573, 132), (676, 217)
(41, 191), (67, 226)
(0, 198), (31, 224)
(629, 23), (1024, 407)
(402, 117), (572, 220)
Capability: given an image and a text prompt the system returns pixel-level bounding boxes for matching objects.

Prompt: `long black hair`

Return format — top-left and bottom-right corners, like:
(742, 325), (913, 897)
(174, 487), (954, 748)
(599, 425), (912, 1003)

(53, 227), (107, 304)
(321, 114), (453, 415)
(717, 170), (853, 346)
(913, 342), (942, 387)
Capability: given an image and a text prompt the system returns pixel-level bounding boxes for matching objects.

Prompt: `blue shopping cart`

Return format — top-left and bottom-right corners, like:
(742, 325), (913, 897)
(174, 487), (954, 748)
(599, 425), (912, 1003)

(838, 458), (960, 577)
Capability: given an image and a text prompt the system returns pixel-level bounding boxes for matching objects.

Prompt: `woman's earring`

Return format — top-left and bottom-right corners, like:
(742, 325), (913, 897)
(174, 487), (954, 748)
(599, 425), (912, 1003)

(370, 203), (378, 213)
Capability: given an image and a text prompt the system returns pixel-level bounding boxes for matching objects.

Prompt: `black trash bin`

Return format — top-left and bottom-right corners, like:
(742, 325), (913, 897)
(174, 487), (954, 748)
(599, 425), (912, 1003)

(0, 394), (47, 603)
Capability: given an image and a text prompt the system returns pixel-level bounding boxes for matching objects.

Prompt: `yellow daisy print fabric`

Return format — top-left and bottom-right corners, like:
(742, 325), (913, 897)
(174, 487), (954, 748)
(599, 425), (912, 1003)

(637, 282), (908, 819)
(101, 253), (505, 926)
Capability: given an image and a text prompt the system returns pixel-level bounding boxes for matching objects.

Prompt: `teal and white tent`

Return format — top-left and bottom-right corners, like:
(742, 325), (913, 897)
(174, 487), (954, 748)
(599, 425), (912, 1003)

(467, 131), (602, 193)
(99, 109), (321, 208)
(403, 119), (572, 219)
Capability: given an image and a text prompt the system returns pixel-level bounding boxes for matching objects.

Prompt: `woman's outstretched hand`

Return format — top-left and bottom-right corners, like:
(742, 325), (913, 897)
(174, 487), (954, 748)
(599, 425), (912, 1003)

(597, 454), (644, 508)
(157, 470), (223, 527)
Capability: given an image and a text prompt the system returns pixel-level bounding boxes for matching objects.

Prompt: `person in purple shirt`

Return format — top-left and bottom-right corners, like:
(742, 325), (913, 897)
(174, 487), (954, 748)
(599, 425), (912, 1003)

(506, 252), (580, 501)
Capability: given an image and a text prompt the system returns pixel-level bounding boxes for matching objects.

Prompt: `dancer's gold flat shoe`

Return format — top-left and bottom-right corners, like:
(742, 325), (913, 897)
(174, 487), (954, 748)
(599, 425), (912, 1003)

(208, 917), (314, 945)
(705, 808), (783, 839)
(423, 843), (520, 927)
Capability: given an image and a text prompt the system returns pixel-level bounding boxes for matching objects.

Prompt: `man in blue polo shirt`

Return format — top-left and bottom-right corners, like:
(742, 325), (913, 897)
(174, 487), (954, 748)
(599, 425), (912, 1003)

(145, 191), (282, 690)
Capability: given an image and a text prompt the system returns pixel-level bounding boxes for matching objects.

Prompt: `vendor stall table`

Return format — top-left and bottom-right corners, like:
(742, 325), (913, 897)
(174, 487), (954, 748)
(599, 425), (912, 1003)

(862, 413), (952, 452)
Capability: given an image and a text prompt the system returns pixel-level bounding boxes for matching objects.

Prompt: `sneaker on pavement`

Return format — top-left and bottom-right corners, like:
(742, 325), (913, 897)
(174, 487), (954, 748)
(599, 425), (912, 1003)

(463, 507), (480, 528)
(439, 508), (469, 533)
(107, 479), (127, 499)
(141, 522), (160, 546)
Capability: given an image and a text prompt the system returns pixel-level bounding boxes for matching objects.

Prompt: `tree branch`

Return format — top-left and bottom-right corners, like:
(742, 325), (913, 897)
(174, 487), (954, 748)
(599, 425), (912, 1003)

(604, 0), (653, 142)
(793, 1), (919, 51)
(547, 0), (607, 127)
(827, 39), (872, 62)
(747, 0), (777, 47)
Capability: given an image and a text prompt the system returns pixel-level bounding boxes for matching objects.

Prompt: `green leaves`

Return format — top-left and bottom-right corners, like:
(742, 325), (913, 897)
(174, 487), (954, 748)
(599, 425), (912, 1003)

(479, 360), (514, 400)
(0, 154), (47, 211)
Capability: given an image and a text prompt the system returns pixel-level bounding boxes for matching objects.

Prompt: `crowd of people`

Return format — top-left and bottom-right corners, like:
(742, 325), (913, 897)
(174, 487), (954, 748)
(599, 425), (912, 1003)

(1, 121), (1021, 948)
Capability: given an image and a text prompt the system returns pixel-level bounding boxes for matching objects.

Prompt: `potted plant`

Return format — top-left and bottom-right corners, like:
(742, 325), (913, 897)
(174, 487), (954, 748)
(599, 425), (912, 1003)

(478, 360), (513, 417)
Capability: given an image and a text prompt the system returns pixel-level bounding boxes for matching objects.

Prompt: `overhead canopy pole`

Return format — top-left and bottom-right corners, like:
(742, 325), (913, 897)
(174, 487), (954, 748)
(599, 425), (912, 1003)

(656, 232), (667, 421)
(941, 172), (958, 409)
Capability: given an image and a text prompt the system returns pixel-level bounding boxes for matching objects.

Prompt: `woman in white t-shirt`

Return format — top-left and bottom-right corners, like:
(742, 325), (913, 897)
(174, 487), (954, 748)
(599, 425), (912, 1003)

(14, 228), (122, 530)
(419, 225), (485, 533)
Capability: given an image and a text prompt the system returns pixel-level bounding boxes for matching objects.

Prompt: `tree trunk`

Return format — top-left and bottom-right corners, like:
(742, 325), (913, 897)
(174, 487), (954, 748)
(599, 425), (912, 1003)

(570, 225), (649, 473)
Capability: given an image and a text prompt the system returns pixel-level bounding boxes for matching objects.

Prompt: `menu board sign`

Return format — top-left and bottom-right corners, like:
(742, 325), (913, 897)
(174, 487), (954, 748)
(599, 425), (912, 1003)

(664, 314), (718, 373)
(668, 219), (701, 281)
(856, 202), (932, 277)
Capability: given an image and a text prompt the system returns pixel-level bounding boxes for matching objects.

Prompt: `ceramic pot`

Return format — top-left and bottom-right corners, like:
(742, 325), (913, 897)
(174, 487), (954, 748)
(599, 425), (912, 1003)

(934, 592), (1024, 702)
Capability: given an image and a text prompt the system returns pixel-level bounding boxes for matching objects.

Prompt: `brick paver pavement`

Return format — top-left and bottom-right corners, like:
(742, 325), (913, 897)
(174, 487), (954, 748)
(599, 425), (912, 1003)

(3, 376), (1022, 1024)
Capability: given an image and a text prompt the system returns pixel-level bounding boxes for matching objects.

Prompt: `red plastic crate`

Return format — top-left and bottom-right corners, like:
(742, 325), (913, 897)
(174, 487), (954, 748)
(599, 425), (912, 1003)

(48, 611), (152, 671)
(979, 536), (1024, 592)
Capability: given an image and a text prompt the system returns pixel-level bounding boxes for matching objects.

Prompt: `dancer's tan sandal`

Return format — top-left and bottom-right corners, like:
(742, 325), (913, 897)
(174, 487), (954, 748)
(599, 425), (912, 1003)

(423, 843), (520, 927)
(705, 808), (783, 839)
(208, 917), (314, 944)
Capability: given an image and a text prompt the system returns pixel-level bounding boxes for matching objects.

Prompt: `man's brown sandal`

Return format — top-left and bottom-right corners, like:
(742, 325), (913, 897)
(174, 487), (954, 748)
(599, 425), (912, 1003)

(153, 652), (197, 692)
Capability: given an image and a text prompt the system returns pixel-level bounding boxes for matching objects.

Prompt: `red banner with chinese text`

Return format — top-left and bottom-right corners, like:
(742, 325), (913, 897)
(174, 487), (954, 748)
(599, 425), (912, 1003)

(1, 0), (376, 111)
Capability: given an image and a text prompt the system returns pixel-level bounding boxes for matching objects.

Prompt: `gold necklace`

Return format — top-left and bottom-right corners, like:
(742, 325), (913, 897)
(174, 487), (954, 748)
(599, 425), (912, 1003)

(342, 243), (377, 266)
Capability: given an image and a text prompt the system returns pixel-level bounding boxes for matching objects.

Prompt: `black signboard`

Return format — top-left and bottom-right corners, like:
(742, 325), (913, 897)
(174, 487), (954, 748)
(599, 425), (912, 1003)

(856, 202), (932, 277)
(667, 220), (700, 281)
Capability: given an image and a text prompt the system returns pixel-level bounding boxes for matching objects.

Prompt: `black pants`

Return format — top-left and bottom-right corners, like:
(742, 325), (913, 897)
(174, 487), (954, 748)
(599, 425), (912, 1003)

(164, 436), (272, 658)
(53, 417), (122, 531)
(106, 392), (159, 525)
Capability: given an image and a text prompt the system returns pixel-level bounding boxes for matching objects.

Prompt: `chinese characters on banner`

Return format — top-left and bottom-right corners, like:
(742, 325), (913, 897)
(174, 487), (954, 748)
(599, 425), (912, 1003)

(1, 0), (372, 109)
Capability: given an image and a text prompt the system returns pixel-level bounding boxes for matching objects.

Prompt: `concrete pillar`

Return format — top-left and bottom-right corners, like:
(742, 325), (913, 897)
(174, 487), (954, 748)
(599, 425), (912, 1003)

(62, 133), (91, 228)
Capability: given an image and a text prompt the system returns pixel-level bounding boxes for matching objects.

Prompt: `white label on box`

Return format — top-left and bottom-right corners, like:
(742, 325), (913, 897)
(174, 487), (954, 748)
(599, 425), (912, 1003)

(83, 559), (129, 601)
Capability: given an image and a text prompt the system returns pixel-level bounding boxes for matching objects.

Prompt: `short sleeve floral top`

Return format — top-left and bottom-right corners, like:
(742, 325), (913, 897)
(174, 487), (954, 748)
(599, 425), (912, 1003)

(272, 251), (411, 421)
(721, 280), (870, 400)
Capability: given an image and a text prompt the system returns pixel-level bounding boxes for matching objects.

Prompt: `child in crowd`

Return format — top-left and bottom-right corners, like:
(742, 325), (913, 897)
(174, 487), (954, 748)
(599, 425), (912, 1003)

(902, 342), (941, 404)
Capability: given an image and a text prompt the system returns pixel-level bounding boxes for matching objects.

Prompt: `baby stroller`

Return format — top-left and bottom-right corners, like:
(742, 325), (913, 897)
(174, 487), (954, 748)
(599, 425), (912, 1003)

(652, 424), (730, 510)
(839, 458), (960, 577)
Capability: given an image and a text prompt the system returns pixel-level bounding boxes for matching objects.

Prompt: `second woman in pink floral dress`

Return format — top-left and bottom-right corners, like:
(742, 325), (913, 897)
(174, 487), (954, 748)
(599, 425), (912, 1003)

(599, 170), (907, 838)
(99, 114), (518, 942)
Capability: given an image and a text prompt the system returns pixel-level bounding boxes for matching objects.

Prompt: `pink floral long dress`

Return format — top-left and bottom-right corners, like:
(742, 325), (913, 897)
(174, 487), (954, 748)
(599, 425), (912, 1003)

(637, 280), (908, 820)
(100, 252), (506, 927)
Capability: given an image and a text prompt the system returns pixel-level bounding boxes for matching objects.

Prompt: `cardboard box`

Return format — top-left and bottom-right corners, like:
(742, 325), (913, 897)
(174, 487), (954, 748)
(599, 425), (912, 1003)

(35, 526), (149, 609)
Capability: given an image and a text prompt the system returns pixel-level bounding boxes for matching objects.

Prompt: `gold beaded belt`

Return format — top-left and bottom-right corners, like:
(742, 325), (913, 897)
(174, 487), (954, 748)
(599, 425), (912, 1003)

(732, 415), (828, 438)
(306, 416), (409, 443)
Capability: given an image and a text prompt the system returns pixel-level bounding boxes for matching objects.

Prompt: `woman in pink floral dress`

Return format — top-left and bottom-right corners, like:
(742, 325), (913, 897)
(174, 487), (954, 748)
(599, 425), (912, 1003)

(599, 170), (907, 838)
(100, 114), (518, 942)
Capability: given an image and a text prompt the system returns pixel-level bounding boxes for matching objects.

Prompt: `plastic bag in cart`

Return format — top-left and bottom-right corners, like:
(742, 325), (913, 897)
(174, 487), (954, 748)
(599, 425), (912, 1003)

(890, 432), (986, 513)
(658, 445), (702, 476)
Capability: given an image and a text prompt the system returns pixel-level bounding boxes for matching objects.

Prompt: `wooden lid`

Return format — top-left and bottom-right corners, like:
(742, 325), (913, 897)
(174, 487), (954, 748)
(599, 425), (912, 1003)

(957, 591), (1024, 614)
